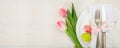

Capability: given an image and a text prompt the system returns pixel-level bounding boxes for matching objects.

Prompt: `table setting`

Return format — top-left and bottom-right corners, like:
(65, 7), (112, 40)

(76, 4), (120, 48)
(1, 0), (120, 48)
(57, 3), (120, 48)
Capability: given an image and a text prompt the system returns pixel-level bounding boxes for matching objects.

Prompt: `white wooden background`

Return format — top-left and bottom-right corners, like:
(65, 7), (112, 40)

(0, 0), (120, 48)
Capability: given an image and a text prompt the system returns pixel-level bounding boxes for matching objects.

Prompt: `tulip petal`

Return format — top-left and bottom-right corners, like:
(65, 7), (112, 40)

(59, 8), (67, 17)
(57, 20), (66, 31)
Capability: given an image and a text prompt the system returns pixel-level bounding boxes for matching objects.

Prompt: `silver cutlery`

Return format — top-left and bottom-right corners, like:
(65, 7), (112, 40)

(101, 5), (109, 48)
(95, 9), (101, 48)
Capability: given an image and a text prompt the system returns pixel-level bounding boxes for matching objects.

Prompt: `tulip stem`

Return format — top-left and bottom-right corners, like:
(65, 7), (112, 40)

(66, 20), (82, 48)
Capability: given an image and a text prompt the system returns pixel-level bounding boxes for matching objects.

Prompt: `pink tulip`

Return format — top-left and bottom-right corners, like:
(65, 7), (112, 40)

(59, 8), (67, 17)
(57, 20), (67, 31)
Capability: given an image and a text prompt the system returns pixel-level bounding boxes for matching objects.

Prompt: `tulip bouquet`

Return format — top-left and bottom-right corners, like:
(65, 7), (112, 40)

(56, 3), (82, 48)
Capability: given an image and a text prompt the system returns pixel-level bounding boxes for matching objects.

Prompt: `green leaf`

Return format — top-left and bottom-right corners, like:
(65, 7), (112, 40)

(66, 20), (82, 48)
(66, 20), (76, 38)
(67, 9), (76, 32)
(74, 45), (78, 48)
(65, 3), (82, 48)
(72, 3), (78, 30)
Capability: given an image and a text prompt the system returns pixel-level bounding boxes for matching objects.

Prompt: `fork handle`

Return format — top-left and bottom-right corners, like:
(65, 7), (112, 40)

(102, 32), (106, 48)
(96, 33), (100, 48)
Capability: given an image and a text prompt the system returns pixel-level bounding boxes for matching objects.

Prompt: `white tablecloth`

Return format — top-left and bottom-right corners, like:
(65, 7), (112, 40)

(0, 0), (120, 48)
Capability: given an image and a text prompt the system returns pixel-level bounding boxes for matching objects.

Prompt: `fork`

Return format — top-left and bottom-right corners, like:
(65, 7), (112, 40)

(95, 9), (101, 48)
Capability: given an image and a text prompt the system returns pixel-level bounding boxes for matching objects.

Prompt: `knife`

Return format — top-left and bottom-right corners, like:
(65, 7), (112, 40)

(101, 5), (113, 48)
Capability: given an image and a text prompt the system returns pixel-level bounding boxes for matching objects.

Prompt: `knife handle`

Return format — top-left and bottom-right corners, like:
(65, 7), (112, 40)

(102, 32), (106, 48)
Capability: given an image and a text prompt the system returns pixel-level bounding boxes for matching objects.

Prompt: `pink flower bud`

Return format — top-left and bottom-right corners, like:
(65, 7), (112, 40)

(59, 8), (67, 17)
(57, 20), (66, 31)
